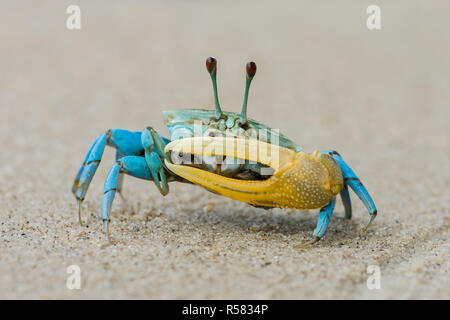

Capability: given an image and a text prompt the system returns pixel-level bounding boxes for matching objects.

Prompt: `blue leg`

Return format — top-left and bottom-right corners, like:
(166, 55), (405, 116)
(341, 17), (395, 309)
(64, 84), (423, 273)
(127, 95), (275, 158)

(102, 156), (161, 240)
(116, 151), (125, 199)
(313, 199), (336, 239)
(324, 150), (378, 234)
(72, 129), (144, 225)
(339, 185), (352, 219)
(296, 199), (336, 247)
(72, 135), (102, 195)
(72, 133), (108, 225)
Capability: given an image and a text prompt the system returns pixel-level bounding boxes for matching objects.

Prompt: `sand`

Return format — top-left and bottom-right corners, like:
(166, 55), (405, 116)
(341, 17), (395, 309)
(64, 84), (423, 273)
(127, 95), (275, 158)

(0, 0), (448, 299)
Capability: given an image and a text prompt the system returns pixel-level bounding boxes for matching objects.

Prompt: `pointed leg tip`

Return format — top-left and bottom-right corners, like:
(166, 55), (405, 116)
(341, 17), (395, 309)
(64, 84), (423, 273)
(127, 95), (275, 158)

(77, 200), (83, 226)
(100, 220), (114, 248)
(294, 236), (320, 249)
(103, 219), (111, 242)
(360, 213), (377, 237)
(359, 225), (370, 238)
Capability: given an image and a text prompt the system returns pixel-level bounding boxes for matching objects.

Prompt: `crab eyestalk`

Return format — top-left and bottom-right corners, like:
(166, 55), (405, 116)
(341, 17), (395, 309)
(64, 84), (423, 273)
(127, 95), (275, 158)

(239, 61), (257, 125)
(206, 57), (222, 119)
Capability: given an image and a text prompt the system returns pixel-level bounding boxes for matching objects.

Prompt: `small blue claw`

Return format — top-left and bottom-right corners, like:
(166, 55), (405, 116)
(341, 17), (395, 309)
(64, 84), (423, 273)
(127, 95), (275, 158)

(73, 127), (172, 239)
(142, 128), (169, 196)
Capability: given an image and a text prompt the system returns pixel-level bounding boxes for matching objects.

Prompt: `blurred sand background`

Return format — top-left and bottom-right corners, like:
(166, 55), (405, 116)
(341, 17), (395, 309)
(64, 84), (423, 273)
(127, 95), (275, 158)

(0, 0), (448, 299)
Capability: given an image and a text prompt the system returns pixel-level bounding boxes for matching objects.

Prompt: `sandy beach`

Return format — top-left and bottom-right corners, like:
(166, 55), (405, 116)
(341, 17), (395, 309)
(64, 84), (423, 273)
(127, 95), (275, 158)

(0, 1), (448, 299)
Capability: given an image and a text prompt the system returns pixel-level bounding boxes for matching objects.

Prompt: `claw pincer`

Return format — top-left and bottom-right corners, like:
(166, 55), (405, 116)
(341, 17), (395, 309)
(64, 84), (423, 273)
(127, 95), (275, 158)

(164, 136), (343, 210)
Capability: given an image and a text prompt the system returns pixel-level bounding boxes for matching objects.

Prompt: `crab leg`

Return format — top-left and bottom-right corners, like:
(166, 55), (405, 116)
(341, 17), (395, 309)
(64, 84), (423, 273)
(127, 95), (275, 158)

(296, 198), (337, 247)
(72, 129), (145, 225)
(101, 154), (179, 240)
(102, 156), (152, 240)
(73, 133), (108, 225)
(100, 129), (173, 239)
(72, 134), (102, 196)
(314, 199), (336, 239)
(325, 151), (377, 233)
(115, 150), (125, 200)
(339, 185), (352, 219)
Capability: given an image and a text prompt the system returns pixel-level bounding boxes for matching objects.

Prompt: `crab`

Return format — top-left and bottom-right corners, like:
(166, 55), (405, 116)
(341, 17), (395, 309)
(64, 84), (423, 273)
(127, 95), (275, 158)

(72, 57), (377, 245)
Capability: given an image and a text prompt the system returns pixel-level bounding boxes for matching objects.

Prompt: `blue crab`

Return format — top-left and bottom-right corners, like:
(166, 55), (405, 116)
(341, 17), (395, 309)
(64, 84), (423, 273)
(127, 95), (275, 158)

(72, 57), (377, 245)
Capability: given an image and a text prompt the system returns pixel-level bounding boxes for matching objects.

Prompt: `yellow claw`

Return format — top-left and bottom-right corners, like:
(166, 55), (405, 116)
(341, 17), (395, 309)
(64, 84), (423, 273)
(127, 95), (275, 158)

(164, 137), (343, 210)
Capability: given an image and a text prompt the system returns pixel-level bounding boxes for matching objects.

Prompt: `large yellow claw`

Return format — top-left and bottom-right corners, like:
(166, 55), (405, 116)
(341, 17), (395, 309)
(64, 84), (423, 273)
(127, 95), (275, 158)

(164, 137), (343, 210)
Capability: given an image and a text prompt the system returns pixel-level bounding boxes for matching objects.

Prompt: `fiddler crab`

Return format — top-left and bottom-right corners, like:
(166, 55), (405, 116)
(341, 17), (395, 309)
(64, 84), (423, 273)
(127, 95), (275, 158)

(72, 57), (377, 246)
